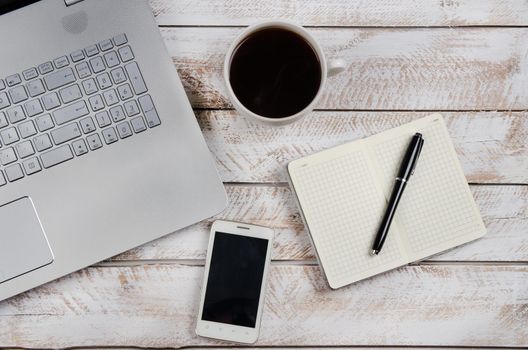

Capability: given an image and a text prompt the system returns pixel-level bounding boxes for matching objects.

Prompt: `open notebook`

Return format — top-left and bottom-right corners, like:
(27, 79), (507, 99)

(287, 114), (486, 289)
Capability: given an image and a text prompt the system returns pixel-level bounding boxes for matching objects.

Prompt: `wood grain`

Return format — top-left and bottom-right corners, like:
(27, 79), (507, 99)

(162, 27), (528, 110)
(5, 348), (520, 350)
(113, 184), (528, 262)
(193, 111), (528, 184)
(0, 264), (526, 348)
(151, 0), (528, 27)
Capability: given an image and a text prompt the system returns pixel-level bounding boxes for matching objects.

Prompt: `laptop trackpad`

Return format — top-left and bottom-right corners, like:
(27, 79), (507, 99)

(0, 197), (53, 284)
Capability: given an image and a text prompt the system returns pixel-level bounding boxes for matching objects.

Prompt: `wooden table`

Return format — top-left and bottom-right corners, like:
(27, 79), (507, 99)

(1, 0), (527, 348)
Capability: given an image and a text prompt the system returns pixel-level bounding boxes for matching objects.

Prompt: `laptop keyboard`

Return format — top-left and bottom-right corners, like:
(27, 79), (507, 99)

(0, 33), (161, 186)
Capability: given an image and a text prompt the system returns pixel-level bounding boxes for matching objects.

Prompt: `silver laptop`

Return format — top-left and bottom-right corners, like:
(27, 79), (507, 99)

(0, 0), (227, 301)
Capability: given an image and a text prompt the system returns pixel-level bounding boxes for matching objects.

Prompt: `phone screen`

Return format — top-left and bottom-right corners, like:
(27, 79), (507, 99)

(202, 231), (269, 328)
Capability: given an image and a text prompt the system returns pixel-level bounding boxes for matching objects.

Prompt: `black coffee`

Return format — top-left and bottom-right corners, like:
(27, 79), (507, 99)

(229, 28), (322, 119)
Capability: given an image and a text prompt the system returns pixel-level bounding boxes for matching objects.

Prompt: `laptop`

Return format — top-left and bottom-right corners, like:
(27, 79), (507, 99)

(0, 0), (227, 301)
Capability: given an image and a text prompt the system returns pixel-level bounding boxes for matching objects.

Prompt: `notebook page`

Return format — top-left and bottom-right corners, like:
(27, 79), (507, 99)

(289, 143), (407, 288)
(368, 115), (486, 261)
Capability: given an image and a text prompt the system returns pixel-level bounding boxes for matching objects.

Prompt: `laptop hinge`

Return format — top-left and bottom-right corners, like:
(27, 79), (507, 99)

(65, 0), (84, 6)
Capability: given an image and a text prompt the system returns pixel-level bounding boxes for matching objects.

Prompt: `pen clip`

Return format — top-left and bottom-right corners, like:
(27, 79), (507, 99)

(410, 134), (424, 176)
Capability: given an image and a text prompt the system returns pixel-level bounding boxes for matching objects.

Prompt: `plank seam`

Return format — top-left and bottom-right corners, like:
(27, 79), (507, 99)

(219, 182), (528, 187)
(157, 24), (528, 29)
(192, 108), (528, 113)
(95, 260), (528, 267)
(7, 345), (525, 350)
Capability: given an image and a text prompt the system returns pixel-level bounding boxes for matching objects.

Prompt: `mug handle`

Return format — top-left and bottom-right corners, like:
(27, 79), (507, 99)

(327, 58), (346, 77)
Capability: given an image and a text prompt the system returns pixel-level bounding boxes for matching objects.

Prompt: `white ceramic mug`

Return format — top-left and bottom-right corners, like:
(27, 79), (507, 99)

(224, 20), (346, 126)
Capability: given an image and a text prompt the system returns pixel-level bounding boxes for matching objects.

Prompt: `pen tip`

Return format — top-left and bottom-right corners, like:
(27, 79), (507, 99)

(371, 250), (379, 256)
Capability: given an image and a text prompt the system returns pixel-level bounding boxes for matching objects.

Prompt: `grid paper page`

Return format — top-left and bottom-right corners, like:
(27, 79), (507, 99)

(372, 117), (486, 260)
(292, 149), (405, 288)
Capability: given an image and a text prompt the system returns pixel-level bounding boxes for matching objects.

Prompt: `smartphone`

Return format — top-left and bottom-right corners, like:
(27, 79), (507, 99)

(195, 220), (273, 344)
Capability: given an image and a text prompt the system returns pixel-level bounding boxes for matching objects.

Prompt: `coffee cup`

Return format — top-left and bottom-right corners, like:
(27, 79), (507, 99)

(224, 20), (345, 126)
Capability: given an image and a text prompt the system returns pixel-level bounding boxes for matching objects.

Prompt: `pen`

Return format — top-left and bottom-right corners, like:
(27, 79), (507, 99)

(371, 132), (424, 255)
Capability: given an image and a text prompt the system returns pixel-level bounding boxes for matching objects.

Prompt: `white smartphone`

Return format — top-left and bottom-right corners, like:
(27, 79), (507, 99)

(195, 220), (273, 344)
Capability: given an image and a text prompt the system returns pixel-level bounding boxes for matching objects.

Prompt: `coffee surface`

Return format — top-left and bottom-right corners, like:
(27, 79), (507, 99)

(229, 28), (322, 119)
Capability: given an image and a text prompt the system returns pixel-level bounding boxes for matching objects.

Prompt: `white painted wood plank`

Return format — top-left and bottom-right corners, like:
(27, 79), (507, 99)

(194, 111), (527, 184)
(114, 185), (527, 262)
(26, 348), (522, 350)
(173, 348), (523, 350)
(163, 27), (528, 110)
(151, 0), (528, 26)
(0, 265), (525, 348)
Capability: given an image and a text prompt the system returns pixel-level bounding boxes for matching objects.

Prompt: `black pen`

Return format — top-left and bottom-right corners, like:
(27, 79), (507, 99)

(371, 132), (424, 255)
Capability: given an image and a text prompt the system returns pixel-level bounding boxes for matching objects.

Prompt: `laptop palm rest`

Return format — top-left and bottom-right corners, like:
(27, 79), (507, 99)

(0, 197), (53, 284)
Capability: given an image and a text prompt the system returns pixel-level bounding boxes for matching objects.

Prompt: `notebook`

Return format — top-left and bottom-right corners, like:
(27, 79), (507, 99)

(287, 114), (486, 289)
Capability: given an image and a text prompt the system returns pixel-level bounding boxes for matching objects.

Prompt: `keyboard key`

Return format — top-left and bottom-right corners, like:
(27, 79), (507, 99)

(109, 105), (125, 122)
(104, 51), (119, 68)
(72, 139), (88, 156)
(88, 95), (104, 111)
(145, 110), (161, 128)
(42, 92), (61, 110)
(99, 39), (113, 52)
(0, 92), (10, 110)
(89, 56), (105, 73)
(117, 121), (132, 139)
(22, 68), (38, 81)
(117, 83), (133, 100)
(40, 145), (73, 168)
(18, 120), (37, 138)
(6, 74), (21, 87)
(86, 133), (103, 150)
(16, 140), (35, 158)
(54, 56), (69, 69)
(131, 116), (147, 133)
(102, 127), (118, 144)
(59, 84), (82, 103)
(70, 50), (85, 62)
(76, 62), (91, 79)
(0, 79), (5, 90)
(113, 33), (128, 46)
(23, 157), (42, 175)
(53, 101), (89, 125)
(9, 86), (28, 104)
(0, 171), (5, 186)
(35, 114), (55, 132)
(96, 72), (112, 90)
(38, 62), (54, 74)
(124, 100), (140, 117)
(26, 79), (45, 97)
(5, 164), (24, 182)
(79, 116), (96, 134)
(0, 112), (7, 128)
(44, 68), (76, 90)
(85, 45), (99, 57)
(0, 147), (17, 165)
(82, 78), (98, 95)
(103, 88), (118, 106)
(110, 67), (126, 84)
(138, 94), (154, 113)
(7, 105), (26, 124)
(35, 114), (54, 132)
(34, 134), (53, 151)
(95, 111), (111, 128)
(125, 62), (147, 94)
(0, 127), (19, 145)
(51, 122), (81, 144)
(118, 46), (134, 62)
(24, 99), (44, 117)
